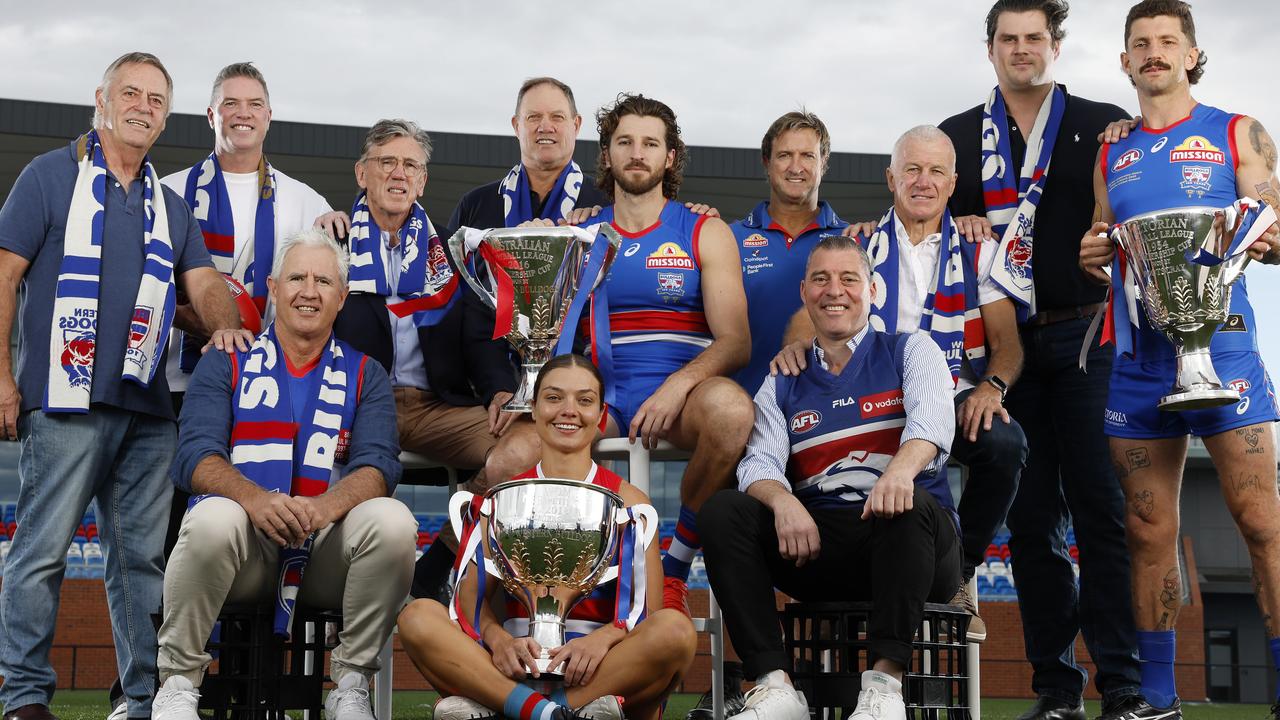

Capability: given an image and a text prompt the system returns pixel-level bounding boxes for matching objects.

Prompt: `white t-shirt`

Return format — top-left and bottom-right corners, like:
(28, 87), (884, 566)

(891, 216), (1003, 392)
(161, 163), (333, 392)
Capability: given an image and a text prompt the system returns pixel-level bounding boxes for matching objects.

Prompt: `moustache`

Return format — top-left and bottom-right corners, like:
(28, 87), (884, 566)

(1141, 60), (1171, 72)
(624, 162), (650, 171)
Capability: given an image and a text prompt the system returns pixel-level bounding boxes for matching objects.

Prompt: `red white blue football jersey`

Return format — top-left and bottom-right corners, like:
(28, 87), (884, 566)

(1102, 103), (1258, 359)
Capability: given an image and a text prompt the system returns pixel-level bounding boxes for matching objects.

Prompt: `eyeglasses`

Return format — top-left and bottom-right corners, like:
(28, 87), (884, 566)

(365, 155), (426, 177)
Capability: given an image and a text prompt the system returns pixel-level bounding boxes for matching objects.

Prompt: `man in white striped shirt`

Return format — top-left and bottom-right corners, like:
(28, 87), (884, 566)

(700, 235), (958, 720)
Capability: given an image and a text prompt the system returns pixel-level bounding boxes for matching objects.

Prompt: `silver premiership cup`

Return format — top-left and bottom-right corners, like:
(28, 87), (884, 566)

(448, 225), (621, 412)
(1110, 207), (1254, 411)
(486, 479), (622, 675)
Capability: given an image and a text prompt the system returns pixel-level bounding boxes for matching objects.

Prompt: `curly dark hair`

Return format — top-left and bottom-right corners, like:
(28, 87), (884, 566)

(1124, 0), (1206, 85)
(595, 93), (688, 201)
(984, 0), (1068, 45)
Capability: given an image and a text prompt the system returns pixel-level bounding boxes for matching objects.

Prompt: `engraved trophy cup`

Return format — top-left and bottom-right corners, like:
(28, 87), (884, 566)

(448, 479), (658, 685)
(448, 225), (621, 412)
(1110, 201), (1275, 410)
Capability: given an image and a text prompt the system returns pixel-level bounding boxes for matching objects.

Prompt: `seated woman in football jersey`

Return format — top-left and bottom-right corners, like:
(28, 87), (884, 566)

(398, 354), (696, 720)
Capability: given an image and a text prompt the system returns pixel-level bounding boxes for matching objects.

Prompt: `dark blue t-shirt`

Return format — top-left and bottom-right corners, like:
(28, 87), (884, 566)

(0, 140), (213, 420)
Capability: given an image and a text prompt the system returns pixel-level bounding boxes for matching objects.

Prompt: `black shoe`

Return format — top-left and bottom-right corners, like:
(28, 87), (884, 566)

(685, 661), (746, 720)
(1015, 696), (1086, 720)
(411, 540), (456, 604)
(1095, 696), (1181, 720)
(1271, 700), (1280, 720)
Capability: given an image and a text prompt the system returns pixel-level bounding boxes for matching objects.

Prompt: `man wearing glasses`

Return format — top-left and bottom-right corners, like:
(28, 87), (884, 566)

(327, 120), (518, 534)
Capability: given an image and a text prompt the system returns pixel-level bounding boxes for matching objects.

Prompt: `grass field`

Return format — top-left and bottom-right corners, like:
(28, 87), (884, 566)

(43, 690), (1273, 720)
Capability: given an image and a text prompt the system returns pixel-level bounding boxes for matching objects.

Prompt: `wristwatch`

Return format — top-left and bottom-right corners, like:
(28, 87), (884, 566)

(984, 374), (1008, 402)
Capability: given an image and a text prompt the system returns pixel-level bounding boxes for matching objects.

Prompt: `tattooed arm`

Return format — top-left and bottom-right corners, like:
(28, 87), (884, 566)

(1234, 116), (1280, 264)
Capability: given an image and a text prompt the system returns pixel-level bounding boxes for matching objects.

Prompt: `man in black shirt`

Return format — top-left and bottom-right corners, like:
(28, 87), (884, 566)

(939, 2), (1145, 719)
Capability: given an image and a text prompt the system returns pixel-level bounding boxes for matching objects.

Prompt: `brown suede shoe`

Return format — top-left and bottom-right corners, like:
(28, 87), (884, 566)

(3, 704), (59, 720)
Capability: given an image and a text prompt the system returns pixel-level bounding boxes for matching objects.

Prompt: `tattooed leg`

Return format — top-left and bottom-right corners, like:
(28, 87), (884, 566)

(1111, 436), (1186, 630)
(1204, 422), (1280, 629)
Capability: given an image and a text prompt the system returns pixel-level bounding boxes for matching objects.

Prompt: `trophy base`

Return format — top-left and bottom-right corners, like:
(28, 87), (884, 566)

(1157, 387), (1240, 412)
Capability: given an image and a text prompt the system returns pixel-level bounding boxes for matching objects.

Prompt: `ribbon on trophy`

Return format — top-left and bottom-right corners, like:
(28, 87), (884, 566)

(448, 492), (492, 645)
(600, 504), (657, 631)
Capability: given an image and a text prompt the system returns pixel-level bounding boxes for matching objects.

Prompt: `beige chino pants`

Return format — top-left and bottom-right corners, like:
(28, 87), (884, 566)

(157, 495), (417, 684)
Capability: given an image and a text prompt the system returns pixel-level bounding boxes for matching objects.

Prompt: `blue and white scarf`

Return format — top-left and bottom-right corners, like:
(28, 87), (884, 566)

(47, 130), (176, 413)
(499, 161), (584, 226)
(981, 85), (1066, 322)
(225, 324), (360, 636)
(347, 193), (457, 327)
(863, 208), (987, 382)
(178, 153), (276, 371)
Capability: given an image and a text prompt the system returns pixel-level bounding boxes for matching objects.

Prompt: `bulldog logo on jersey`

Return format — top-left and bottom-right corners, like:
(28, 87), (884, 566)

(657, 272), (685, 297)
(1169, 136), (1225, 165)
(645, 242), (694, 270)
(1180, 165), (1213, 198)
(742, 233), (769, 248)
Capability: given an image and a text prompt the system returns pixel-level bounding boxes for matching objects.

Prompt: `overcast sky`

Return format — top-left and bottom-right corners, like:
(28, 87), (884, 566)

(4, 0), (1280, 378)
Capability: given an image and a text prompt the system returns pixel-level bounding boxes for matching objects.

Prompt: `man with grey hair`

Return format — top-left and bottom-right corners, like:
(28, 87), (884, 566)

(774, 125), (1027, 646)
(153, 228), (412, 720)
(0, 52), (244, 720)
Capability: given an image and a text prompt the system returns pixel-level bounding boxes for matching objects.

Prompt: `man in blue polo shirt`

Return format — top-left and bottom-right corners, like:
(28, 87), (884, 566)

(733, 111), (850, 393)
(0, 53), (243, 720)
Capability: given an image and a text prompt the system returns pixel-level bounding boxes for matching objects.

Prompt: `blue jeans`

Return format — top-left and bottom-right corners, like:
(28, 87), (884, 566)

(950, 387), (1027, 573)
(0, 408), (174, 717)
(1003, 316), (1141, 705)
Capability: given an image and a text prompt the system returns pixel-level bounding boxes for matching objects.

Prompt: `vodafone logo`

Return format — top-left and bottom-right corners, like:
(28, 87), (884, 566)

(1228, 378), (1251, 393)
(1112, 149), (1142, 172)
(858, 389), (904, 419)
(790, 410), (821, 434)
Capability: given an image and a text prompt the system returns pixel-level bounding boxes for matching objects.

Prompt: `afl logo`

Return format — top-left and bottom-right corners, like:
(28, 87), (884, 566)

(790, 410), (821, 434)
(1228, 378), (1251, 394)
(1112, 149), (1143, 172)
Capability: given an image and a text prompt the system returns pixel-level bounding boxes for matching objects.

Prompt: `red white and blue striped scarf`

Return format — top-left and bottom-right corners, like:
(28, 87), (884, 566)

(178, 153), (276, 371)
(863, 208), (987, 383)
(981, 85), (1065, 322)
(346, 192), (457, 327)
(227, 324), (362, 635)
(47, 130), (176, 413)
(499, 161), (584, 226)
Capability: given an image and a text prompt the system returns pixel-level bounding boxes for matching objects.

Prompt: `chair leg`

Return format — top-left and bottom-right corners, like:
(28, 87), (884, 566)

(375, 636), (395, 720)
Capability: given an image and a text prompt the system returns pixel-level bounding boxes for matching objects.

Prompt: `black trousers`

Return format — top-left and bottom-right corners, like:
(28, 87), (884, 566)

(700, 486), (961, 677)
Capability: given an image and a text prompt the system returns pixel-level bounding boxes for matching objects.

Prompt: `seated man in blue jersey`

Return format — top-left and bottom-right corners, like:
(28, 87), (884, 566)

(1078, 2), (1280, 716)
(732, 111), (851, 393)
(488, 93), (754, 612)
(773, 126), (1027, 643)
(700, 234), (959, 720)
(151, 229), (416, 720)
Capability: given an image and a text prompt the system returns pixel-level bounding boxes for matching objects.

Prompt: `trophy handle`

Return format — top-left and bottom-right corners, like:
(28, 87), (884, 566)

(447, 227), (500, 309)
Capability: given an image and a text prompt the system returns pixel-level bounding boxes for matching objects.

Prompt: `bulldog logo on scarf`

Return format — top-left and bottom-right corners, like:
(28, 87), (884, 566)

(60, 330), (96, 391)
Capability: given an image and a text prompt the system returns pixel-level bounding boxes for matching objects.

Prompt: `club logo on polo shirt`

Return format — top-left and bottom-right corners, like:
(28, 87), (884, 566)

(646, 242), (694, 270)
(1169, 136), (1225, 165)
(790, 410), (821, 434)
(742, 233), (769, 248)
(1112, 148), (1143, 172)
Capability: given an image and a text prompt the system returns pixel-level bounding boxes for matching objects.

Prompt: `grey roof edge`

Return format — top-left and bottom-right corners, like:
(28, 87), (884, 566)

(0, 97), (889, 183)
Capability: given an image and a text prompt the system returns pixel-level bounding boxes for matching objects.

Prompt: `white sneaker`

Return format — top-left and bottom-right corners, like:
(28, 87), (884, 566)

(152, 675), (201, 720)
(727, 684), (808, 720)
(106, 699), (128, 720)
(433, 695), (498, 720)
(846, 671), (906, 720)
(575, 695), (624, 720)
(325, 672), (375, 720)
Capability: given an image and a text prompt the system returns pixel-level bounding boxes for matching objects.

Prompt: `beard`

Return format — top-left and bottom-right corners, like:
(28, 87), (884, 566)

(611, 163), (665, 197)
